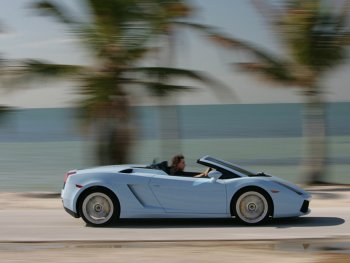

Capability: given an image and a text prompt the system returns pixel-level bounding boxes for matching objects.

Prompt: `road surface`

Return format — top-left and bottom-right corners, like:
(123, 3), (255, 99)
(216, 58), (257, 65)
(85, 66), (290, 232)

(0, 187), (349, 242)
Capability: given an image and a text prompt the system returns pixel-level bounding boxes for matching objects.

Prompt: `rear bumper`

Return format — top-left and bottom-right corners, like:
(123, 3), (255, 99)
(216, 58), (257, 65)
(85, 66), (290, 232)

(62, 188), (80, 218)
(64, 205), (79, 218)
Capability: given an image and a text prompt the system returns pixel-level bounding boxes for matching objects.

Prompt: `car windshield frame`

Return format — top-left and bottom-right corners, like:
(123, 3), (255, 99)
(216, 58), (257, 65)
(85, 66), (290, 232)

(198, 156), (257, 177)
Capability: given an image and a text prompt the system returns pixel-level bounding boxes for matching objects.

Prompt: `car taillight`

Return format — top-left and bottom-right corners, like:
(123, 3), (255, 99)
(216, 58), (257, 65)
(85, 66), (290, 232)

(64, 170), (77, 183)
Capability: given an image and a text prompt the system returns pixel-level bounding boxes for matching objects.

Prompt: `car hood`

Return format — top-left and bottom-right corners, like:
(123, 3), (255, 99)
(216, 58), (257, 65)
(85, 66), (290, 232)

(267, 175), (310, 196)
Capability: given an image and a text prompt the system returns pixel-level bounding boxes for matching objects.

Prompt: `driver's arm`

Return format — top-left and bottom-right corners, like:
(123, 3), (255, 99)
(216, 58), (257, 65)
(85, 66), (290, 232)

(194, 167), (212, 178)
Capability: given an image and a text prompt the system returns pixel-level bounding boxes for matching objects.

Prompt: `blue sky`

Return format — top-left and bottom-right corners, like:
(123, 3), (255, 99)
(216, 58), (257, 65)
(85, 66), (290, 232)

(0, 0), (349, 108)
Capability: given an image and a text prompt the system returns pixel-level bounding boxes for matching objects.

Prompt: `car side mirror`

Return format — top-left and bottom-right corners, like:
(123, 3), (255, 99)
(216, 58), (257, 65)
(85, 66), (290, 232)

(208, 171), (222, 182)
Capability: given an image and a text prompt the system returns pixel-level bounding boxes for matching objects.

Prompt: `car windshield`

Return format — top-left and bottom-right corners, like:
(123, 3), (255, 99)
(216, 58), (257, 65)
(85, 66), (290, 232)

(203, 156), (256, 177)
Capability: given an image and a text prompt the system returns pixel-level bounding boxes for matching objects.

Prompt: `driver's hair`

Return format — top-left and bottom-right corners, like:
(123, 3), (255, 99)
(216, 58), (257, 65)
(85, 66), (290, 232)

(170, 154), (184, 174)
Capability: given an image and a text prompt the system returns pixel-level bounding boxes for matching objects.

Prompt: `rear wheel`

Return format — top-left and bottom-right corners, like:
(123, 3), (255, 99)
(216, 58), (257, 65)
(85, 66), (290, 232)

(79, 190), (118, 226)
(234, 190), (271, 225)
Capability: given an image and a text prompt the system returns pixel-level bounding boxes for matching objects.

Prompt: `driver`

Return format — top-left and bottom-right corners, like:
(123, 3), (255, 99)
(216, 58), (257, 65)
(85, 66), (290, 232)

(169, 154), (211, 177)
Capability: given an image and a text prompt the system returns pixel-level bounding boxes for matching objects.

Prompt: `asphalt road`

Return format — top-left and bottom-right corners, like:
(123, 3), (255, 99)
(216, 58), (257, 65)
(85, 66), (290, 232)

(0, 206), (348, 242)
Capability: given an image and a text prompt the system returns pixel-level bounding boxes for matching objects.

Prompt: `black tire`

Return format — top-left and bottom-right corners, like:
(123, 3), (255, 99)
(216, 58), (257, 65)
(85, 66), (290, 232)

(232, 189), (272, 225)
(79, 188), (119, 227)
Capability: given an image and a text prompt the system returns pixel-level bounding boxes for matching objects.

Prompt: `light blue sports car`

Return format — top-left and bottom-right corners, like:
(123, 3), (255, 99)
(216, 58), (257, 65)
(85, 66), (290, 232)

(61, 156), (311, 226)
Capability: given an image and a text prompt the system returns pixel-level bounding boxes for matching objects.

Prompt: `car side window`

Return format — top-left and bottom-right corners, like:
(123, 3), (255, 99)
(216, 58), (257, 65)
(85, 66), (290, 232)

(120, 169), (133, 173)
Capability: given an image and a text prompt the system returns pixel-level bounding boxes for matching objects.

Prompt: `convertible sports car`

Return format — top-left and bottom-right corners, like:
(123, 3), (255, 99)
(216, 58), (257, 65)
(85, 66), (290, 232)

(61, 156), (311, 226)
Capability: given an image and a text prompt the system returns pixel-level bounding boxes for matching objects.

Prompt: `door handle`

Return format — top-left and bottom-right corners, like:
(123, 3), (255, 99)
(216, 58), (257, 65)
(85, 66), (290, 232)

(152, 184), (160, 187)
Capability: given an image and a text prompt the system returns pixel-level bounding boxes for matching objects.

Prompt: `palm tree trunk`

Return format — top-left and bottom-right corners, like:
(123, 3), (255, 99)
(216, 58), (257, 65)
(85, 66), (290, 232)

(110, 95), (133, 164)
(94, 95), (133, 165)
(158, 99), (182, 161)
(302, 92), (328, 184)
(157, 28), (182, 161)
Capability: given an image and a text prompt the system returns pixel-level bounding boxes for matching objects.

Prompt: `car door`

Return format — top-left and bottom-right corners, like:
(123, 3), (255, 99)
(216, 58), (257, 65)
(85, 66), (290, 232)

(149, 175), (227, 214)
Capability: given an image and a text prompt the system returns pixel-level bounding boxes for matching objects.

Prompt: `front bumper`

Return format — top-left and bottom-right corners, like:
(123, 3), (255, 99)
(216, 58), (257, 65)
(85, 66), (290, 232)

(300, 200), (310, 214)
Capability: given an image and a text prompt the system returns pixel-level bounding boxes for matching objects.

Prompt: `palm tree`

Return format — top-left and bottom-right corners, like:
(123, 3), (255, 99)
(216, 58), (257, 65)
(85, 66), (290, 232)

(202, 0), (350, 184)
(0, 25), (12, 123)
(145, 0), (194, 158)
(136, 1), (234, 159)
(23, 0), (225, 164)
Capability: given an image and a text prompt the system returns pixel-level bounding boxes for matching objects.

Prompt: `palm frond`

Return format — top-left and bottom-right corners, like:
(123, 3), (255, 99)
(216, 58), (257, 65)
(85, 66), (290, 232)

(236, 62), (301, 87)
(3, 60), (85, 89)
(336, 0), (350, 31)
(250, 0), (284, 26)
(125, 66), (235, 100)
(128, 66), (209, 81)
(281, 3), (348, 71)
(31, 1), (78, 24)
(23, 60), (83, 74)
(87, 0), (150, 37)
(176, 21), (286, 66)
(129, 80), (193, 96)
(153, 0), (194, 18)
(208, 0), (350, 87)
(173, 21), (210, 30)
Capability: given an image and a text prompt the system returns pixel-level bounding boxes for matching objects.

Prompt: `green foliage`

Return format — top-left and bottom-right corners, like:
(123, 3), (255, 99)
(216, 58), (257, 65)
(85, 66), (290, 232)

(142, 82), (193, 96)
(281, 1), (348, 72)
(210, 0), (350, 90)
(32, 1), (76, 24)
(28, 0), (219, 111)
(21, 60), (83, 76)
(218, 0), (350, 183)
(130, 67), (208, 82)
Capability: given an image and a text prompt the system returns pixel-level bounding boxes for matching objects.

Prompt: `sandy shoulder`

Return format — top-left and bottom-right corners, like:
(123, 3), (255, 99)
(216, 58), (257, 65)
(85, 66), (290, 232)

(305, 186), (350, 208)
(0, 192), (62, 210)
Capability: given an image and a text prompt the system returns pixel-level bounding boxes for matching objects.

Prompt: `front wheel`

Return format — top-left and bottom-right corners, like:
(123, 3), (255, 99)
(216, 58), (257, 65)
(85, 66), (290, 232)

(234, 190), (271, 225)
(80, 191), (118, 226)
